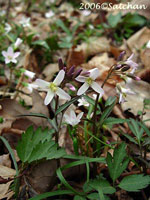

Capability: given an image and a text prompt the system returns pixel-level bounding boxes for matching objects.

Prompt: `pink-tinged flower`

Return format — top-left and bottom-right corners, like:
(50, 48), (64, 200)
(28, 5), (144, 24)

(116, 84), (135, 103)
(64, 109), (84, 126)
(75, 68), (104, 96)
(14, 38), (23, 48)
(26, 83), (38, 93)
(66, 83), (76, 91)
(19, 17), (30, 27)
(124, 54), (138, 71)
(35, 70), (71, 105)
(146, 40), (150, 49)
(2, 47), (20, 64)
(5, 23), (12, 33)
(45, 10), (54, 18)
(23, 69), (35, 79)
(81, 10), (91, 16)
(78, 97), (89, 107)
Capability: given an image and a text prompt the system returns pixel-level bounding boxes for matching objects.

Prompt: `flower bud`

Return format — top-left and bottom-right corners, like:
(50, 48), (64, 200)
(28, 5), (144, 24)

(66, 83), (76, 91)
(67, 66), (75, 77)
(117, 51), (126, 61)
(58, 58), (65, 70)
(73, 68), (82, 78)
(121, 65), (130, 72)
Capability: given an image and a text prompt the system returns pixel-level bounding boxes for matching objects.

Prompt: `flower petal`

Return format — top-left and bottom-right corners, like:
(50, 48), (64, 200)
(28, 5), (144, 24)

(35, 79), (49, 88)
(11, 59), (17, 63)
(77, 83), (89, 96)
(7, 47), (13, 56)
(91, 82), (104, 96)
(2, 51), (7, 57)
(53, 70), (65, 85)
(56, 87), (71, 100)
(77, 112), (84, 121)
(44, 91), (54, 105)
(127, 53), (134, 61)
(89, 68), (99, 80)
(14, 52), (20, 58)
(75, 76), (86, 83)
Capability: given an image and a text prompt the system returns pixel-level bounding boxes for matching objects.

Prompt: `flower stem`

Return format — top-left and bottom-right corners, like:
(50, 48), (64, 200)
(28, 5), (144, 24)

(92, 66), (114, 175)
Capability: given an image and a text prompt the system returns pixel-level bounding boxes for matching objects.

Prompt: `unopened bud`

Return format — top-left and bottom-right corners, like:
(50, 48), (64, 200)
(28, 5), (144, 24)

(117, 51), (126, 61)
(74, 68), (82, 78)
(58, 58), (64, 70)
(121, 65), (130, 72)
(67, 66), (75, 77)
(66, 83), (76, 91)
(81, 71), (90, 76)
(127, 73), (141, 81)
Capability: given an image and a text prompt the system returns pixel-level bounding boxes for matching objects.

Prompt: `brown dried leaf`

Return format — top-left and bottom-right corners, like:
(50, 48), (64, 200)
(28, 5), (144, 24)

(121, 80), (150, 126)
(0, 154), (11, 168)
(74, 37), (110, 59)
(127, 27), (150, 52)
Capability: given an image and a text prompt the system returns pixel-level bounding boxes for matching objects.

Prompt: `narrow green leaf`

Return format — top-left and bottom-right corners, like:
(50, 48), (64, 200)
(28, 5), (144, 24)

(29, 190), (73, 200)
(32, 40), (50, 50)
(105, 96), (116, 107)
(119, 174), (150, 192)
(56, 19), (71, 35)
(55, 96), (81, 116)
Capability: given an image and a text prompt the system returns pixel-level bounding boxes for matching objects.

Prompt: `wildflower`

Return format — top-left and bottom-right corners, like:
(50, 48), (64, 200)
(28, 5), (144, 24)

(81, 10), (91, 16)
(124, 54), (138, 72)
(5, 23), (12, 33)
(64, 109), (84, 126)
(66, 83), (76, 91)
(14, 38), (23, 48)
(45, 10), (54, 18)
(35, 70), (71, 105)
(146, 40), (150, 49)
(2, 47), (20, 64)
(20, 17), (30, 27)
(23, 82), (38, 93)
(78, 97), (89, 107)
(75, 68), (104, 96)
(23, 69), (35, 79)
(0, 10), (6, 17)
(116, 84), (135, 103)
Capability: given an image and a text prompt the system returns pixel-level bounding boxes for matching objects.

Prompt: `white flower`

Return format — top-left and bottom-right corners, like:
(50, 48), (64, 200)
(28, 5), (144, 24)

(146, 40), (150, 49)
(0, 10), (6, 16)
(5, 23), (12, 33)
(124, 54), (138, 72)
(78, 97), (89, 107)
(26, 83), (38, 93)
(2, 47), (20, 64)
(14, 38), (23, 48)
(19, 17), (30, 27)
(116, 84), (135, 103)
(81, 10), (91, 16)
(23, 69), (35, 79)
(35, 70), (71, 105)
(45, 10), (54, 18)
(75, 68), (104, 96)
(64, 109), (84, 126)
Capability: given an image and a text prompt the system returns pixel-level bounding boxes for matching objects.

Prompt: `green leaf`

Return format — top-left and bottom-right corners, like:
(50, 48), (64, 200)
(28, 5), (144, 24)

(83, 178), (116, 194)
(74, 195), (86, 200)
(16, 126), (65, 163)
(99, 98), (116, 127)
(103, 117), (126, 126)
(32, 40), (50, 50)
(87, 193), (110, 200)
(29, 190), (73, 200)
(105, 96), (116, 107)
(55, 96), (81, 116)
(56, 19), (71, 35)
(118, 174), (150, 192)
(127, 119), (144, 142)
(108, 12), (122, 28)
(106, 143), (129, 183)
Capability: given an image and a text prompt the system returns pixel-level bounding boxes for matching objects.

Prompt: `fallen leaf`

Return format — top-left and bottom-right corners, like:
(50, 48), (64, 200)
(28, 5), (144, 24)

(75, 37), (110, 59)
(127, 27), (150, 52)
(0, 154), (11, 168)
(121, 80), (150, 126)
